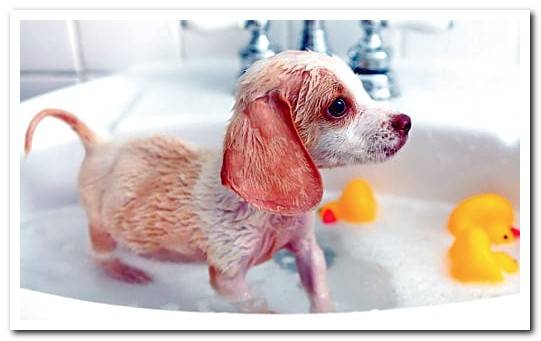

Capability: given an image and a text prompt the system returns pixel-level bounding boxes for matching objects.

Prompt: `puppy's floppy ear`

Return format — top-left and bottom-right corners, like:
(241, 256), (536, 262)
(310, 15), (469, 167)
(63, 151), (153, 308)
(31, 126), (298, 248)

(221, 91), (323, 215)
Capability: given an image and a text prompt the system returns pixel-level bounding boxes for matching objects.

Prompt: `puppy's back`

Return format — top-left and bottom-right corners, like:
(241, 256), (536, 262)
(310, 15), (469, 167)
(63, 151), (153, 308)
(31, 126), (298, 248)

(80, 135), (208, 256)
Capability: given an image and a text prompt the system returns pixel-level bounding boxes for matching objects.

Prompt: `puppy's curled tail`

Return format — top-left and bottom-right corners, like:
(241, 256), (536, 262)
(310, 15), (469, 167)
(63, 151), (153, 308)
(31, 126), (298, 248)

(24, 109), (98, 156)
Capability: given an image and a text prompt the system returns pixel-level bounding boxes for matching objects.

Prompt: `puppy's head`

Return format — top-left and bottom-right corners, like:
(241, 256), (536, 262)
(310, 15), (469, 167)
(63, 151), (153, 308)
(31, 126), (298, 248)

(221, 50), (411, 215)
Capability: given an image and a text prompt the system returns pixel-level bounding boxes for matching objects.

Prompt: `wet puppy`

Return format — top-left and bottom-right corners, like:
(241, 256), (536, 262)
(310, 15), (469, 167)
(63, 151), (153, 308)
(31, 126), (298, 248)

(24, 50), (411, 313)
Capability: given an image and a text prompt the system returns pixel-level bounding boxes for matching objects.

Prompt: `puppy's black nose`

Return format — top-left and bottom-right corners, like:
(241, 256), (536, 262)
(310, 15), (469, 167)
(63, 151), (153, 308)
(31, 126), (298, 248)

(391, 114), (411, 133)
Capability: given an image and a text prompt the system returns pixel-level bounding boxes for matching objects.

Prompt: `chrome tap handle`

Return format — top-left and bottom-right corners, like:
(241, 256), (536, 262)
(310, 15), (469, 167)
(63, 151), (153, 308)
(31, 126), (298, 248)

(239, 20), (279, 75)
(299, 20), (332, 55)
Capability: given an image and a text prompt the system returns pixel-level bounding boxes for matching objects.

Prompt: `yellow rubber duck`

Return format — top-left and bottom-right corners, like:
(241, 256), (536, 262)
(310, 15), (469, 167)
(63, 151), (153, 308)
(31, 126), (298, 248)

(448, 193), (519, 245)
(449, 227), (519, 283)
(318, 178), (377, 224)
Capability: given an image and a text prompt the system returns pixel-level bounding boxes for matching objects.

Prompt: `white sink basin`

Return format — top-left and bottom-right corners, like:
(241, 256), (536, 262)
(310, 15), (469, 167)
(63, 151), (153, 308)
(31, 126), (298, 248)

(18, 59), (521, 314)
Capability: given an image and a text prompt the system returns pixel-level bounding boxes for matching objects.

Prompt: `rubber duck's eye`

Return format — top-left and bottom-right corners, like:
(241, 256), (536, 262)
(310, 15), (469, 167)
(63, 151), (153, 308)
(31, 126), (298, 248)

(504, 235), (509, 240)
(327, 98), (347, 118)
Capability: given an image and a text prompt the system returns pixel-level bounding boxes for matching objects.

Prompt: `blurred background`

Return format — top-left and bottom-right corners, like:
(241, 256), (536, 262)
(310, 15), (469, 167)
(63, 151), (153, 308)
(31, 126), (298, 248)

(20, 20), (520, 101)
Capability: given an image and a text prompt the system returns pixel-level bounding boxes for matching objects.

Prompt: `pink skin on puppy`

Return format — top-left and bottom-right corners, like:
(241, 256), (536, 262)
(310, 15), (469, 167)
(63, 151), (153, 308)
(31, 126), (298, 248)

(24, 50), (411, 313)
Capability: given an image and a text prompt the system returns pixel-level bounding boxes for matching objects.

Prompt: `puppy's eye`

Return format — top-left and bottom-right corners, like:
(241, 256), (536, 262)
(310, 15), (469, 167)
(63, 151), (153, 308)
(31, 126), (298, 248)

(327, 98), (347, 118)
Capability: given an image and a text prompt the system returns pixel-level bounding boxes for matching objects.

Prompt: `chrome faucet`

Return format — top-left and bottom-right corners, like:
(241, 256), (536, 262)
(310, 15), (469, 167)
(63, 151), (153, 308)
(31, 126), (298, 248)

(239, 20), (333, 75)
(237, 19), (452, 98)
(299, 20), (332, 55)
(348, 20), (398, 101)
(348, 20), (453, 100)
(238, 20), (279, 75)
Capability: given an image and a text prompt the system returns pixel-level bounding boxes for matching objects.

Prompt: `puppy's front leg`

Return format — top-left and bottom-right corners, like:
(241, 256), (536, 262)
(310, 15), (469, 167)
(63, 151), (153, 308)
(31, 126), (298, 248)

(209, 266), (271, 313)
(288, 215), (335, 313)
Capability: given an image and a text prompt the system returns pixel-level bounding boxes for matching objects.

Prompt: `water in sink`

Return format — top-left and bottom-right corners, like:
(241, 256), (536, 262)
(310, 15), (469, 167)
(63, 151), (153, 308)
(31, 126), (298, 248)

(20, 194), (519, 313)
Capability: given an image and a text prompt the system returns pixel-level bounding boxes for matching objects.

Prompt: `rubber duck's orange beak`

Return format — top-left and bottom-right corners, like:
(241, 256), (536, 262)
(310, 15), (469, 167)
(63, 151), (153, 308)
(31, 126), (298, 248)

(511, 226), (520, 238)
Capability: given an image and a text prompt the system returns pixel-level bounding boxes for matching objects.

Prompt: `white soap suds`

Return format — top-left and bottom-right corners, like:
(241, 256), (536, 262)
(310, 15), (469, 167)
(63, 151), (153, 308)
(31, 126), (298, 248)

(20, 194), (519, 313)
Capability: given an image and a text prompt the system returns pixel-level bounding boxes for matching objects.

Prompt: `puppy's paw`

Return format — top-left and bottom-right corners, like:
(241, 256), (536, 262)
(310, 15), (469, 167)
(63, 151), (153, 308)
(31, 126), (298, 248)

(310, 299), (336, 313)
(100, 258), (152, 284)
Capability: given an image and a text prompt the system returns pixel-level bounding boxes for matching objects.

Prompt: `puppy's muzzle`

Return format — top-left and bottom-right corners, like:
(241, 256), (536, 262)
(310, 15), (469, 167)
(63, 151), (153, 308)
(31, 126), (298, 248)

(382, 113), (411, 158)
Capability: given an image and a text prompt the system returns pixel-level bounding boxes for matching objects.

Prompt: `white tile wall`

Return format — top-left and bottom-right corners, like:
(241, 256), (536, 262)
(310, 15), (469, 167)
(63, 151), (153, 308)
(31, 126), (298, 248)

(20, 19), (521, 101)
(402, 20), (520, 65)
(77, 21), (181, 72)
(21, 20), (76, 71)
(181, 20), (289, 60)
(182, 24), (249, 60)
